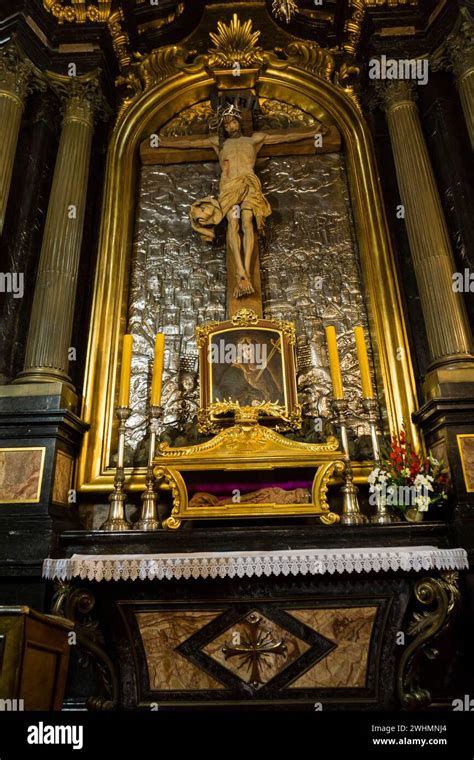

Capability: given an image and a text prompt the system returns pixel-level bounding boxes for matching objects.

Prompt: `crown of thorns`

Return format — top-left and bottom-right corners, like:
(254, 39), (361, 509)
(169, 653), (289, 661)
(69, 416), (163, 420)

(209, 104), (242, 129)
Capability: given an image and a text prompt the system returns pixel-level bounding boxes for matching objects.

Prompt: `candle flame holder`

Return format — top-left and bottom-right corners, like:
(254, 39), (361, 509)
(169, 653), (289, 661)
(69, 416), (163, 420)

(136, 405), (162, 531)
(100, 406), (132, 531)
(363, 397), (397, 524)
(332, 399), (367, 525)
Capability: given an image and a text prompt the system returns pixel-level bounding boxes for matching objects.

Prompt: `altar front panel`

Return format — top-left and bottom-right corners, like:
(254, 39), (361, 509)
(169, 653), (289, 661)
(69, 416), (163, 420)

(109, 576), (406, 709)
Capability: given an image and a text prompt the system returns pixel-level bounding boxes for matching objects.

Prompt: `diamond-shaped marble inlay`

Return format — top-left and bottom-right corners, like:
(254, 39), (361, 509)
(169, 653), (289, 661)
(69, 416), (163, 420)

(285, 607), (377, 688)
(202, 611), (310, 688)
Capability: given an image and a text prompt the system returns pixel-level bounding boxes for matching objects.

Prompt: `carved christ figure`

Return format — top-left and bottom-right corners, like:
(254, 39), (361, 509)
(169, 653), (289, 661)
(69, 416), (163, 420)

(158, 106), (323, 297)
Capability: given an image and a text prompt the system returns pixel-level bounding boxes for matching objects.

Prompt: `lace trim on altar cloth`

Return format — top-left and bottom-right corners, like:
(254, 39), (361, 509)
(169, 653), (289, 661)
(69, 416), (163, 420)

(42, 546), (468, 582)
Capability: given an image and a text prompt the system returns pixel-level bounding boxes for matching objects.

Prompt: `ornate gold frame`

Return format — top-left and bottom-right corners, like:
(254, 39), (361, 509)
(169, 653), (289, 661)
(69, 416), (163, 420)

(77, 37), (420, 493)
(197, 308), (301, 433)
(154, 419), (344, 529)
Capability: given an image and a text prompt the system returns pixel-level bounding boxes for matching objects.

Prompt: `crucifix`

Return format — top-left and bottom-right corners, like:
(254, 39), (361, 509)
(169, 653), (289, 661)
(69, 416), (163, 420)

(221, 612), (287, 688)
(140, 102), (340, 317)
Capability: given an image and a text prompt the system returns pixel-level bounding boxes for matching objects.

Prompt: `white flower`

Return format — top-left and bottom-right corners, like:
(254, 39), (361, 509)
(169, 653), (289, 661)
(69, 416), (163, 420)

(414, 474), (433, 492)
(368, 467), (379, 486)
(414, 493), (430, 512)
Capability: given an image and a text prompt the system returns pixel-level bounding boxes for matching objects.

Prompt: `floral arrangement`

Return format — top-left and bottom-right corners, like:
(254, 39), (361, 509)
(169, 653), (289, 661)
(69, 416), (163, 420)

(368, 426), (449, 516)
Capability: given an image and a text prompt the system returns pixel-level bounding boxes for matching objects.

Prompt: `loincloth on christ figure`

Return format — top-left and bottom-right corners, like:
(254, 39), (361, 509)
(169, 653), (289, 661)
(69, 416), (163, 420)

(189, 172), (271, 242)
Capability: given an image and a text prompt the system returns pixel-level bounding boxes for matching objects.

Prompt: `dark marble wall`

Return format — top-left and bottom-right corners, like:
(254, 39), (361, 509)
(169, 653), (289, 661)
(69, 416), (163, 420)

(371, 109), (431, 390)
(0, 91), (59, 384)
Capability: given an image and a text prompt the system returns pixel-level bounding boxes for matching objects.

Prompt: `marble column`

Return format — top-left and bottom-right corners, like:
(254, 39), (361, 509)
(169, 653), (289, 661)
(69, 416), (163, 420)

(0, 43), (34, 235)
(17, 74), (104, 387)
(377, 80), (473, 375)
(441, 8), (474, 150)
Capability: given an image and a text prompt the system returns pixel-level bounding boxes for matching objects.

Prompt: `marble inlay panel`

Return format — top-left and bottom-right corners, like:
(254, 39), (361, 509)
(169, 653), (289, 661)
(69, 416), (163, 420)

(286, 606), (377, 688)
(203, 611), (309, 688)
(0, 447), (45, 504)
(136, 611), (224, 690)
(52, 450), (74, 506)
(458, 435), (474, 492)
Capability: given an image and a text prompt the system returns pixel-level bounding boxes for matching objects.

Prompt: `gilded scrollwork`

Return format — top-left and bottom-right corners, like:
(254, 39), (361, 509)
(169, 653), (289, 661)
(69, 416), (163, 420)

(255, 98), (322, 130)
(317, 459), (345, 514)
(157, 421), (340, 460)
(231, 308), (260, 326)
(50, 582), (118, 710)
(333, 61), (362, 112)
(397, 572), (461, 709)
(279, 40), (336, 80)
(196, 321), (222, 348)
(115, 44), (202, 125)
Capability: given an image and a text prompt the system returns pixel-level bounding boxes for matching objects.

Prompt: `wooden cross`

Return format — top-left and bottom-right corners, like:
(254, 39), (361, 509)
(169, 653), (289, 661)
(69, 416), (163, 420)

(140, 104), (340, 318)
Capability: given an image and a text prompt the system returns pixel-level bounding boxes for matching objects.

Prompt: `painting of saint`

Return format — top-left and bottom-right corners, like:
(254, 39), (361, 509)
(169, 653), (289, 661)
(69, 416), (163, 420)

(209, 329), (285, 407)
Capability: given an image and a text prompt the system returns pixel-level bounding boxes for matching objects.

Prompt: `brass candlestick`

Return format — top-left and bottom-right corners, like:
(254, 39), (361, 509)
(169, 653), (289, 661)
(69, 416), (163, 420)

(136, 405), (162, 531)
(363, 397), (396, 524)
(332, 399), (367, 525)
(100, 406), (131, 531)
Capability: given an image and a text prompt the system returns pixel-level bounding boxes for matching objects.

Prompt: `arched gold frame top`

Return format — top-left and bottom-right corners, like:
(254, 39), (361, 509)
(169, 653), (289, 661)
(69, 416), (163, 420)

(77, 59), (420, 492)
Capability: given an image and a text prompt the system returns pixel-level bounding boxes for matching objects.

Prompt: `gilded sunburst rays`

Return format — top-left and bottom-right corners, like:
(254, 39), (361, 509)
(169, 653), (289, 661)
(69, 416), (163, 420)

(208, 13), (265, 68)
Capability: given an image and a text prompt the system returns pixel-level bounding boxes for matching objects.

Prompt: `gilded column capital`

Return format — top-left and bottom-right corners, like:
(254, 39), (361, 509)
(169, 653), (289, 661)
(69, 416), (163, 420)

(373, 79), (417, 113)
(431, 8), (474, 82)
(447, 9), (474, 82)
(46, 71), (110, 127)
(0, 41), (45, 104)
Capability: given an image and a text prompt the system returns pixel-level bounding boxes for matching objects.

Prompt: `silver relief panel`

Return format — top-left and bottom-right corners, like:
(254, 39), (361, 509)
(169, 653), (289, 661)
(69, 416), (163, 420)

(126, 161), (225, 464)
(259, 153), (375, 436)
(128, 153), (377, 463)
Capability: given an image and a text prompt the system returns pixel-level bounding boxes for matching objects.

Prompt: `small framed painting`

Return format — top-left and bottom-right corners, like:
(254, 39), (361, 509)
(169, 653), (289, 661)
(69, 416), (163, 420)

(457, 434), (474, 493)
(196, 308), (301, 432)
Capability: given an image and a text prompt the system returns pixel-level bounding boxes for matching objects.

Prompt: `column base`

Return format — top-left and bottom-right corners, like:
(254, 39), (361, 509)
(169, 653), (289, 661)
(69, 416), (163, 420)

(0, 382), (86, 536)
(422, 357), (474, 401)
(14, 366), (75, 390)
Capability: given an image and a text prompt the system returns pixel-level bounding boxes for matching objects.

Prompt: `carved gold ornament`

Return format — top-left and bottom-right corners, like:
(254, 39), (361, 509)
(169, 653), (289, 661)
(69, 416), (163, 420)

(231, 308), (260, 327)
(108, 8), (131, 71)
(43, 0), (112, 23)
(208, 13), (265, 69)
(155, 420), (343, 529)
(276, 40), (361, 111)
(115, 44), (198, 123)
(272, 0), (299, 24)
(282, 40), (336, 80)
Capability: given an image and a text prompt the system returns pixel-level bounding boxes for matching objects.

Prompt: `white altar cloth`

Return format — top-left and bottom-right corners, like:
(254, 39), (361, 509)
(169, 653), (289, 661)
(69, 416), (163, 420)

(42, 546), (468, 582)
